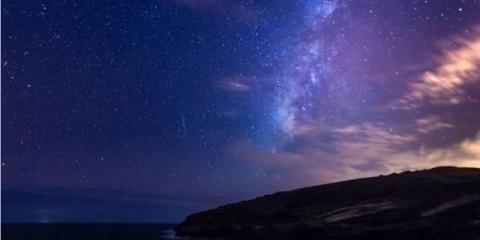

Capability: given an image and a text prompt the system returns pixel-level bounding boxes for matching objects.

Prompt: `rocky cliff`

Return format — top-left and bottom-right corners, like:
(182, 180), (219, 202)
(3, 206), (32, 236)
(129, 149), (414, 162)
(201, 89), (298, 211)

(176, 167), (480, 240)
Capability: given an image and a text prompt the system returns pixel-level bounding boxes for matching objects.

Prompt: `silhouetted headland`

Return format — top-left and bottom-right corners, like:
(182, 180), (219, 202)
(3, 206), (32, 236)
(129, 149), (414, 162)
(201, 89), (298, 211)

(176, 167), (480, 240)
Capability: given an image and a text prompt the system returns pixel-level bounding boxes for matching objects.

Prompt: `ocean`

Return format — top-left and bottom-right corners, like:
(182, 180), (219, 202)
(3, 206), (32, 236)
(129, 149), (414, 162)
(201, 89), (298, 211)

(2, 223), (190, 240)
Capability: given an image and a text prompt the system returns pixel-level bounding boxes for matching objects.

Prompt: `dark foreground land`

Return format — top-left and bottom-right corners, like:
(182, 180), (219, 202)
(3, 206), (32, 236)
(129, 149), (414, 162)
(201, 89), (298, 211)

(4, 167), (480, 240)
(2, 223), (179, 240)
(176, 167), (480, 240)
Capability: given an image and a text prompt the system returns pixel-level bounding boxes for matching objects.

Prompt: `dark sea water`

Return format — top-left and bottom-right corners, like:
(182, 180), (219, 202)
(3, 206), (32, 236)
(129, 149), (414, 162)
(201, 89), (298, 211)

(2, 223), (190, 240)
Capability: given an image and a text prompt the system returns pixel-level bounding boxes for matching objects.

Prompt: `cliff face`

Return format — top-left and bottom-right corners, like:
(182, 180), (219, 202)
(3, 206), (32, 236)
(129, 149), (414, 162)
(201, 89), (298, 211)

(175, 167), (480, 240)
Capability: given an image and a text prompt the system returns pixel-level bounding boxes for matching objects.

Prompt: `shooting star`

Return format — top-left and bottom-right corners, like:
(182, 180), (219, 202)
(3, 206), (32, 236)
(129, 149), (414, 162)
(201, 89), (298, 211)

(181, 111), (188, 139)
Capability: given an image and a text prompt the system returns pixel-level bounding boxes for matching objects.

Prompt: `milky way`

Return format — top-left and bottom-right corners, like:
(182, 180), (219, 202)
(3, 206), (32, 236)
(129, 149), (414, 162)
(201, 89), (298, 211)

(3, 0), (480, 222)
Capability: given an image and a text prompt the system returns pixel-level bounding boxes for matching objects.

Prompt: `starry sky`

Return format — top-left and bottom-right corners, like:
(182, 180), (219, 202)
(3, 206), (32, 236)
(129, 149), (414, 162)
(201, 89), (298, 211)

(2, 0), (480, 223)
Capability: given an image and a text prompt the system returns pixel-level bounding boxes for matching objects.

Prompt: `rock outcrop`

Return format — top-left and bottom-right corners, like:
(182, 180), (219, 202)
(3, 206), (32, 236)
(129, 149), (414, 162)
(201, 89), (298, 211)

(175, 167), (480, 239)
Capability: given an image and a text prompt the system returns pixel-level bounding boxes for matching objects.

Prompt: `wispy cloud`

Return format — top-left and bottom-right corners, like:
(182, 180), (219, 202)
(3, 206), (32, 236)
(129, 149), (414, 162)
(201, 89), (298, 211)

(216, 78), (251, 92)
(229, 124), (480, 188)
(398, 25), (480, 109)
(415, 116), (454, 134)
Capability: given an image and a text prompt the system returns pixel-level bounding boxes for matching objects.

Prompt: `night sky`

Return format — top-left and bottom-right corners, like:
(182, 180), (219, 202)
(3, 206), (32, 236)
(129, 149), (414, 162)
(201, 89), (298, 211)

(2, 0), (480, 223)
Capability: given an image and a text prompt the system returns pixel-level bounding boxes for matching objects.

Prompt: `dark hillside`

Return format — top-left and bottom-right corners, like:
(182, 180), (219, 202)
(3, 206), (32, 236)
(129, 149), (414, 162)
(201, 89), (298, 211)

(176, 167), (480, 240)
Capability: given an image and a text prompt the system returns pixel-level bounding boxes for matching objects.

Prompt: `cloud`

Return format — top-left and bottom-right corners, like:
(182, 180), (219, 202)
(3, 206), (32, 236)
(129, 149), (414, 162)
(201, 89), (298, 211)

(398, 25), (480, 109)
(219, 108), (240, 117)
(216, 78), (251, 92)
(328, 123), (480, 178)
(458, 134), (480, 160)
(227, 124), (415, 185)
(381, 132), (480, 172)
(228, 121), (479, 188)
(415, 116), (454, 134)
(227, 139), (346, 187)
